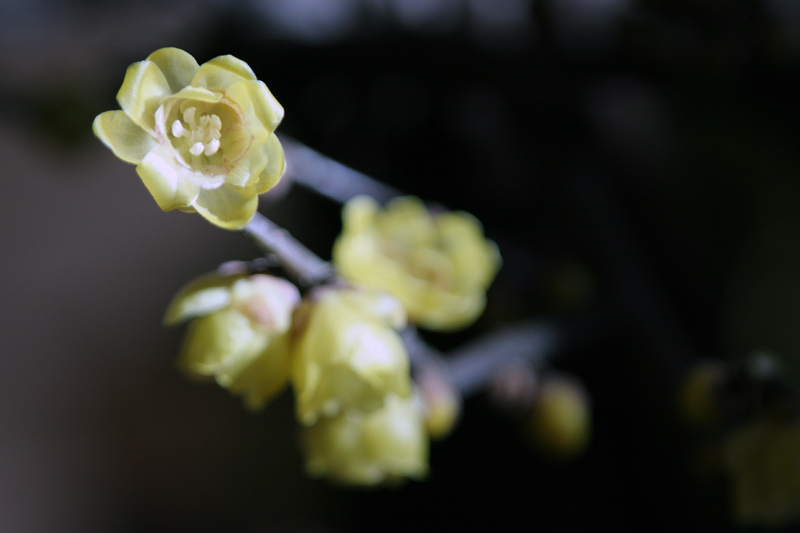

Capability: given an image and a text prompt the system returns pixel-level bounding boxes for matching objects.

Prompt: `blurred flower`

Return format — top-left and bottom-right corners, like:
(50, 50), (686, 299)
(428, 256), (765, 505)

(724, 414), (800, 527)
(291, 286), (411, 425)
(303, 393), (428, 486)
(164, 272), (300, 410)
(93, 48), (285, 229)
(679, 361), (726, 428)
(526, 374), (591, 460)
(333, 195), (501, 331)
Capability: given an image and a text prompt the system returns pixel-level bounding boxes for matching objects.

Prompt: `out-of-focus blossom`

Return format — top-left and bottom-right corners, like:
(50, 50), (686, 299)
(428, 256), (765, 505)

(526, 374), (592, 460)
(724, 414), (800, 527)
(165, 272), (300, 410)
(678, 361), (726, 428)
(291, 286), (411, 425)
(303, 393), (428, 486)
(93, 48), (285, 229)
(333, 195), (501, 331)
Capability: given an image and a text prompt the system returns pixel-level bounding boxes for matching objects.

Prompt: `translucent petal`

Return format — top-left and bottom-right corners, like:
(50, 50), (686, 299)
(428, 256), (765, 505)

(225, 336), (291, 411)
(226, 80), (284, 133)
(192, 183), (258, 230)
(163, 272), (241, 326)
(177, 308), (266, 377)
(168, 86), (222, 104)
(92, 110), (156, 164)
(137, 144), (200, 211)
(191, 55), (256, 91)
(225, 141), (270, 188)
(146, 48), (200, 94)
(117, 60), (172, 132)
(256, 133), (285, 194)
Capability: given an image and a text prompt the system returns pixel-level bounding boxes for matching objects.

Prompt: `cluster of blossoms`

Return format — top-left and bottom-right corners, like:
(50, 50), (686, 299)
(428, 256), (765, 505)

(95, 49), (502, 486)
(166, 274), (428, 485)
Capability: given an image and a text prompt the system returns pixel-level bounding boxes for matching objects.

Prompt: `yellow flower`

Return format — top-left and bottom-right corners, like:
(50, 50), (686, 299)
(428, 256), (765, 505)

(164, 272), (300, 410)
(291, 286), (412, 425)
(526, 374), (591, 460)
(303, 393), (428, 486)
(724, 414), (800, 527)
(93, 48), (285, 229)
(333, 196), (501, 331)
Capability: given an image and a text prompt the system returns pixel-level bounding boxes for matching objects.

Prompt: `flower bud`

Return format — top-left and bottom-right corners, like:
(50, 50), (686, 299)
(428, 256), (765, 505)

(678, 361), (725, 428)
(417, 370), (461, 440)
(526, 374), (591, 460)
(291, 287), (412, 425)
(303, 393), (428, 486)
(333, 195), (501, 331)
(165, 272), (300, 410)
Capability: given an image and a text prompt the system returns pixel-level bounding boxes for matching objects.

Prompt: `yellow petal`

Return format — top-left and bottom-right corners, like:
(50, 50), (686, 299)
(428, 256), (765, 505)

(92, 110), (156, 164)
(225, 141), (270, 188)
(226, 79), (284, 133)
(169, 86), (222, 104)
(146, 48), (200, 94)
(116, 60), (172, 132)
(192, 55), (256, 91)
(163, 272), (243, 326)
(256, 133), (285, 194)
(137, 144), (200, 211)
(192, 183), (258, 230)
(177, 308), (266, 377)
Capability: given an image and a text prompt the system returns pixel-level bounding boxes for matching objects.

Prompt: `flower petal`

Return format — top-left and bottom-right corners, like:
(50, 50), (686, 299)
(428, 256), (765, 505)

(163, 272), (243, 326)
(192, 183), (258, 230)
(226, 79), (284, 133)
(137, 144), (200, 211)
(117, 60), (172, 132)
(256, 133), (286, 194)
(169, 86), (222, 104)
(191, 55), (256, 91)
(146, 48), (199, 94)
(92, 110), (156, 164)
(225, 140), (270, 188)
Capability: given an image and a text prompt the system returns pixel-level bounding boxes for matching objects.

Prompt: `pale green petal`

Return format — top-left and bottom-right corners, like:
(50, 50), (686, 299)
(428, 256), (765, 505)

(169, 86), (222, 103)
(256, 133), (285, 194)
(226, 79), (284, 132)
(192, 55), (256, 91)
(117, 60), (172, 132)
(137, 144), (200, 211)
(341, 196), (379, 233)
(163, 272), (241, 326)
(92, 110), (156, 164)
(146, 48), (199, 94)
(226, 336), (291, 410)
(177, 308), (265, 377)
(225, 141), (270, 188)
(192, 183), (258, 230)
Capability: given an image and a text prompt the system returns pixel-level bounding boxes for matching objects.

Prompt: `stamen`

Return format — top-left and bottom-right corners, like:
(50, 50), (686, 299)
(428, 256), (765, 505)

(171, 120), (186, 138)
(204, 139), (220, 156)
(189, 142), (205, 156)
(183, 107), (197, 129)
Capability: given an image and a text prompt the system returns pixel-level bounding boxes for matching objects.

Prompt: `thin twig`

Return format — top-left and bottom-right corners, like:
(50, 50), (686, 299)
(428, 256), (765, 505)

(243, 212), (336, 288)
(280, 135), (402, 204)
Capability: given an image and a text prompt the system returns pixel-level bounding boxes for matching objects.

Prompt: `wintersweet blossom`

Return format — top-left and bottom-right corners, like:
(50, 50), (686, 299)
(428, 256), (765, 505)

(303, 393), (428, 486)
(164, 272), (300, 410)
(93, 48), (285, 229)
(333, 195), (501, 331)
(291, 286), (412, 425)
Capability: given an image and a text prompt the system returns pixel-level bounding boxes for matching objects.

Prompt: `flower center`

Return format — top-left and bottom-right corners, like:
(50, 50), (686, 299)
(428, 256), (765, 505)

(170, 107), (222, 157)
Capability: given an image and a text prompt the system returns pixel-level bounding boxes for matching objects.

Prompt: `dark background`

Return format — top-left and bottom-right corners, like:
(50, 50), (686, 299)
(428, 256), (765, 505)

(2, 0), (800, 530)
